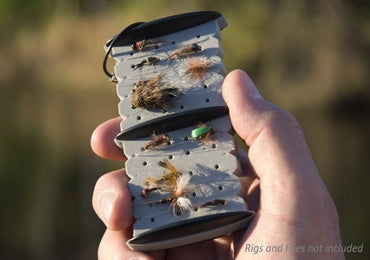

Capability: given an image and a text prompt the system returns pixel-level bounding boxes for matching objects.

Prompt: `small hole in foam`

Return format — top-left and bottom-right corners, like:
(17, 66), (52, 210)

(150, 217), (155, 222)
(143, 161), (147, 166)
(215, 164), (219, 169)
(218, 185), (223, 190)
(168, 155), (173, 159)
(137, 116), (142, 120)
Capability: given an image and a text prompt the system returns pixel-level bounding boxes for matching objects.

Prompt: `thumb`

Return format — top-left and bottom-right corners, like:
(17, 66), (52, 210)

(222, 71), (342, 259)
(222, 69), (312, 181)
(222, 69), (298, 147)
(222, 69), (338, 223)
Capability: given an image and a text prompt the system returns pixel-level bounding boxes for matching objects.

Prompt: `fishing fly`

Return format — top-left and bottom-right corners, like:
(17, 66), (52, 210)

(184, 58), (212, 80)
(141, 159), (182, 197)
(132, 39), (167, 51)
(144, 173), (227, 215)
(141, 160), (228, 215)
(194, 199), (227, 211)
(141, 187), (161, 197)
(191, 123), (214, 141)
(168, 43), (202, 59)
(147, 173), (193, 216)
(131, 74), (180, 111)
(132, 56), (160, 70)
(143, 133), (172, 150)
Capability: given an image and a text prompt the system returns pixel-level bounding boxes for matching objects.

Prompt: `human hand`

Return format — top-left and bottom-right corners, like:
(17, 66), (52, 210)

(91, 69), (344, 259)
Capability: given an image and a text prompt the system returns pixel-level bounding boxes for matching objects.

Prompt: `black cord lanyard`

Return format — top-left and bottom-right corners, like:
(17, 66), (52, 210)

(103, 22), (144, 82)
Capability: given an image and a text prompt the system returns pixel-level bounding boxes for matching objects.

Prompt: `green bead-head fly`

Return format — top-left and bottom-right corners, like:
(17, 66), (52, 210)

(191, 124), (214, 140)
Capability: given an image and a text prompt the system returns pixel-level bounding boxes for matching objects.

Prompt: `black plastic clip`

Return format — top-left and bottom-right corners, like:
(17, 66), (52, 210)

(116, 106), (229, 140)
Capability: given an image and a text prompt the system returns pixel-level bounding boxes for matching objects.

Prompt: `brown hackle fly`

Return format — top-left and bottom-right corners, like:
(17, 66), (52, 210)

(168, 43), (202, 59)
(143, 133), (172, 150)
(132, 39), (167, 51)
(131, 74), (180, 111)
(185, 59), (211, 79)
(194, 199), (227, 211)
(184, 58), (212, 80)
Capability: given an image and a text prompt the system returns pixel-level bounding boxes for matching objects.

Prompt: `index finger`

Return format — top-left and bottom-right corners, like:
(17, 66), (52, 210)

(91, 117), (127, 161)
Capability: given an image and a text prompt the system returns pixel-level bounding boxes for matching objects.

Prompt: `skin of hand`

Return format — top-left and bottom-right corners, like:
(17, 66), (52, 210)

(91, 70), (344, 260)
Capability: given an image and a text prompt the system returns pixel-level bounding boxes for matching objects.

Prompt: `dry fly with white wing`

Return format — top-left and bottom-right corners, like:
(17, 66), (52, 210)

(147, 173), (194, 216)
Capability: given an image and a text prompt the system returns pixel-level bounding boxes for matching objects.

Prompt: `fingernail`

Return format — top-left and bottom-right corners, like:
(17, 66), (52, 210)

(240, 71), (262, 99)
(128, 256), (150, 260)
(100, 192), (117, 223)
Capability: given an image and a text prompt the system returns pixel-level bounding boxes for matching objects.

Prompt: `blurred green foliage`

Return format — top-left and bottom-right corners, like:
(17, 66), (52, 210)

(0, 0), (369, 259)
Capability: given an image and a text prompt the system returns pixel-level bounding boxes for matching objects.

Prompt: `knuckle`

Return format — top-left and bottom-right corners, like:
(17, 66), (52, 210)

(264, 107), (301, 129)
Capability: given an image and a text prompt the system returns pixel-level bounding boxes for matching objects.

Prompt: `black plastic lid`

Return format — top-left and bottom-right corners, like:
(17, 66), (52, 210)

(105, 11), (222, 48)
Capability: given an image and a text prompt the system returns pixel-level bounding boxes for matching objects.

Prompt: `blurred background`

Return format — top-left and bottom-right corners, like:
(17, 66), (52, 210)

(0, 0), (369, 259)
